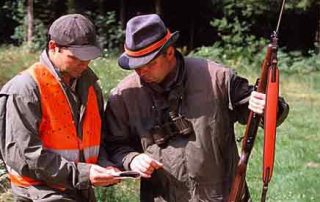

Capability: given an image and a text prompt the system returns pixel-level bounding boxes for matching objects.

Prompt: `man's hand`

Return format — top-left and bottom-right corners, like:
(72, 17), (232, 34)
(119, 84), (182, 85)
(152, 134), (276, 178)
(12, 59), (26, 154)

(249, 91), (266, 114)
(89, 165), (121, 186)
(130, 154), (163, 178)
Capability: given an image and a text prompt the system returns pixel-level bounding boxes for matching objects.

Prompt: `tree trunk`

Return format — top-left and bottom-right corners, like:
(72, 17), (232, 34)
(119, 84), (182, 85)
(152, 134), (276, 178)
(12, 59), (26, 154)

(154, 0), (162, 15)
(98, 0), (104, 15)
(188, 17), (195, 52)
(315, 2), (320, 54)
(27, 0), (33, 46)
(120, 0), (126, 29)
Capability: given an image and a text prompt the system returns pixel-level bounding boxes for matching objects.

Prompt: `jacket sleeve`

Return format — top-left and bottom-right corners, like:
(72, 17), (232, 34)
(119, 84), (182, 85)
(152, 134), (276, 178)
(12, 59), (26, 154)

(93, 83), (117, 168)
(228, 71), (289, 125)
(3, 81), (91, 190)
(103, 90), (140, 170)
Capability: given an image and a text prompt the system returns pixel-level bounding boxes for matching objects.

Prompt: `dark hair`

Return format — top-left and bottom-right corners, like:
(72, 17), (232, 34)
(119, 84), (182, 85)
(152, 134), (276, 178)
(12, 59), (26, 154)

(46, 34), (70, 52)
(160, 44), (177, 57)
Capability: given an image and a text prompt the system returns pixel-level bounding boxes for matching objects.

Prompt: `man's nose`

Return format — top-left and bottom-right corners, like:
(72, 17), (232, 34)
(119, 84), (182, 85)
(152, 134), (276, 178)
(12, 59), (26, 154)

(79, 60), (90, 69)
(136, 66), (149, 75)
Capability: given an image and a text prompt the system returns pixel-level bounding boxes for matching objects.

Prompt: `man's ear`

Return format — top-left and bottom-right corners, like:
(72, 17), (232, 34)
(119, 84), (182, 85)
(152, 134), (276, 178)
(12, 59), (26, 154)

(48, 40), (57, 51)
(166, 46), (175, 59)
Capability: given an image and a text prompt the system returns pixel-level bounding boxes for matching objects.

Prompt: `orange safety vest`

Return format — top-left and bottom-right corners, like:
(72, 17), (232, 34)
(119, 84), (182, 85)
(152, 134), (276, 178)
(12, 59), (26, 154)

(8, 63), (101, 188)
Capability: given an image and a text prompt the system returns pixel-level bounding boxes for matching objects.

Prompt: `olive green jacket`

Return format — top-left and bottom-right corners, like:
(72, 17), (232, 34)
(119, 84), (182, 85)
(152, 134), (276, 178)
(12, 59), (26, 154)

(104, 53), (289, 202)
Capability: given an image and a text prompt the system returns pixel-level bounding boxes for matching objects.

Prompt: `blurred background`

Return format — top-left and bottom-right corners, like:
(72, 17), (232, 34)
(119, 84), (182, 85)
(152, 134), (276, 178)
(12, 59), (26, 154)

(0, 0), (319, 201)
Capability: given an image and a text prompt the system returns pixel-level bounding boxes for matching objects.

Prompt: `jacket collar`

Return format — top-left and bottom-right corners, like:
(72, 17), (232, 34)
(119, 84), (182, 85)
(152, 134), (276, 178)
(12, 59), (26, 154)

(39, 50), (99, 88)
(142, 51), (186, 112)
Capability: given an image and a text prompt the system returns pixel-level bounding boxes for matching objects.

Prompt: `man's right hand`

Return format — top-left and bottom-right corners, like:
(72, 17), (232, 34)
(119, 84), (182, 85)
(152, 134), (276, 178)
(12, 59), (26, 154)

(130, 153), (163, 178)
(89, 165), (121, 186)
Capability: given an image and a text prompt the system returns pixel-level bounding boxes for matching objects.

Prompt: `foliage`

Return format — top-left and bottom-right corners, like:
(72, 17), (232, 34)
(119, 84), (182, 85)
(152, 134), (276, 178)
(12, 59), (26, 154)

(11, 6), (124, 53)
(189, 0), (320, 74)
(10, 1), (47, 52)
(90, 56), (130, 98)
(95, 181), (139, 202)
(93, 11), (125, 54)
(202, 0), (268, 69)
(1, 0), (319, 54)
(0, 1), (20, 44)
(190, 44), (320, 74)
(0, 45), (38, 87)
(277, 49), (320, 73)
(285, 0), (319, 10)
(9, 0), (25, 45)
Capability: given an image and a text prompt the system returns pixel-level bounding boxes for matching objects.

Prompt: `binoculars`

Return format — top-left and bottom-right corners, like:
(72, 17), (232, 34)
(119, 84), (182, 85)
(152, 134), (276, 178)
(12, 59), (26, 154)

(150, 111), (193, 146)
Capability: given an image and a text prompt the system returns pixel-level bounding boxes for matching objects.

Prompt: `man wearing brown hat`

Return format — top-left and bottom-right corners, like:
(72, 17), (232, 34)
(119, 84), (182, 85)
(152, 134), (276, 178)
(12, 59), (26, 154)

(104, 14), (289, 201)
(0, 14), (120, 201)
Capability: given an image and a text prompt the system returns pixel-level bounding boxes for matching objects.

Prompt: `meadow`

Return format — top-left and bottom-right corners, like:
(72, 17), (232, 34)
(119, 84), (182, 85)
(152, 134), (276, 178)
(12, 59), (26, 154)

(0, 46), (319, 202)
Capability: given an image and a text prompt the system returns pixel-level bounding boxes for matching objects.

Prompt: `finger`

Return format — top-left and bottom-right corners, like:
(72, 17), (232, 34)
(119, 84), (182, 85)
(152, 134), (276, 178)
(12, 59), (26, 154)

(150, 159), (163, 169)
(131, 161), (152, 177)
(141, 160), (162, 175)
(249, 99), (265, 109)
(130, 154), (159, 178)
(144, 166), (155, 175)
(250, 95), (265, 105)
(105, 166), (121, 172)
(140, 157), (154, 168)
(92, 174), (121, 186)
(250, 94), (265, 108)
(139, 154), (162, 169)
(134, 155), (155, 171)
(252, 91), (266, 100)
(254, 96), (266, 105)
(93, 178), (121, 187)
(250, 99), (265, 109)
(249, 105), (263, 114)
(92, 165), (108, 173)
(104, 179), (121, 186)
(92, 174), (114, 181)
(141, 164), (155, 175)
(139, 172), (151, 178)
(249, 102), (264, 114)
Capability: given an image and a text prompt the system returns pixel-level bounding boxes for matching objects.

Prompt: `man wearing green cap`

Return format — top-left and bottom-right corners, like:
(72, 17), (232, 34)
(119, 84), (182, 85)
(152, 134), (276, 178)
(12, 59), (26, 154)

(104, 14), (289, 201)
(0, 14), (120, 201)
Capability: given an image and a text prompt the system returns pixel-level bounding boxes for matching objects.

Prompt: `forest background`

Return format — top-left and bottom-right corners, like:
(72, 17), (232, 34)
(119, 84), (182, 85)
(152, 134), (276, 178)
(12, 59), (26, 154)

(0, 0), (319, 201)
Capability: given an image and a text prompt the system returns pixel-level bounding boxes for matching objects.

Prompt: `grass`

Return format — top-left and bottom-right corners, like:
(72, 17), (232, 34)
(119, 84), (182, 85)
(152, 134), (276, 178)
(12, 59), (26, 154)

(0, 46), (319, 201)
(242, 72), (320, 201)
(0, 46), (38, 87)
(90, 57), (130, 98)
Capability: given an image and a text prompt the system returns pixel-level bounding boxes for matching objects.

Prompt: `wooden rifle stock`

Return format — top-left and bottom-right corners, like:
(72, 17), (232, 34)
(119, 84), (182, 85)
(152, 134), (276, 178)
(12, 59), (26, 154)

(227, 45), (273, 202)
(229, 1), (284, 200)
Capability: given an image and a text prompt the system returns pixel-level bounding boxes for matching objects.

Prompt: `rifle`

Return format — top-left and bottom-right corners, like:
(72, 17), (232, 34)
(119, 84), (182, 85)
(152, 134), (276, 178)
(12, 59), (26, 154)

(228, 1), (285, 201)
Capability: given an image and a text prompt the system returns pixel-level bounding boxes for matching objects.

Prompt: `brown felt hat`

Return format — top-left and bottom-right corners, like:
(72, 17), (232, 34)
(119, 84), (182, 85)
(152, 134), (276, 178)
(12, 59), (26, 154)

(49, 14), (102, 61)
(118, 14), (179, 69)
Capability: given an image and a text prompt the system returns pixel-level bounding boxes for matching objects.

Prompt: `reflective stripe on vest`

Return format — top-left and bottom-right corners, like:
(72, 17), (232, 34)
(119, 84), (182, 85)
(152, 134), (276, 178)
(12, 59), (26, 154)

(9, 63), (101, 188)
(44, 145), (100, 162)
(7, 166), (42, 186)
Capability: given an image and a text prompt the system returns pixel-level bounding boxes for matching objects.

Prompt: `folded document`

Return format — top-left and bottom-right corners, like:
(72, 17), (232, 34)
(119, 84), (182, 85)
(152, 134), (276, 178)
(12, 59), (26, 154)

(112, 171), (140, 179)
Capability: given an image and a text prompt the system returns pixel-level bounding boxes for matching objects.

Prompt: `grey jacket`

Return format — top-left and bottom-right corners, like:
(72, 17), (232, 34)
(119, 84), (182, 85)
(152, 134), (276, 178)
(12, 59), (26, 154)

(104, 52), (289, 202)
(0, 50), (107, 201)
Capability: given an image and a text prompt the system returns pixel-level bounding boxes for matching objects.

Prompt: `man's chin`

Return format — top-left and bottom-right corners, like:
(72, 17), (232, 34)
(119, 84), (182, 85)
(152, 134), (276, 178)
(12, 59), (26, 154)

(141, 77), (160, 84)
(72, 72), (84, 78)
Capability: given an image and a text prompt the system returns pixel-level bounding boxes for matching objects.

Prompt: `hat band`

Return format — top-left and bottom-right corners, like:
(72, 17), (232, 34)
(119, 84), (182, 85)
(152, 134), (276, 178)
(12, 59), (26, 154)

(125, 30), (171, 57)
